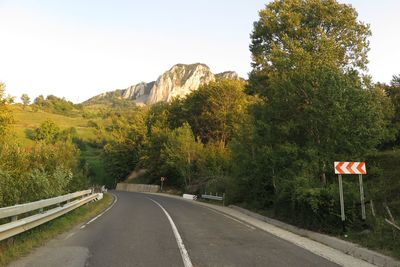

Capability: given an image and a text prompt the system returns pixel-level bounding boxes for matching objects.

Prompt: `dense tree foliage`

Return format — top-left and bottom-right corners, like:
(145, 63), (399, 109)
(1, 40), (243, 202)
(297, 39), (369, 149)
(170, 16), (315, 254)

(161, 123), (204, 190)
(179, 80), (248, 146)
(33, 94), (82, 115)
(0, 82), (14, 137)
(380, 74), (400, 146)
(250, 0), (370, 77)
(226, 0), (394, 230)
(0, 125), (88, 207)
(21, 93), (30, 108)
(98, 80), (249, 191)
(0, 84), (90, 207)
(100, 108), (148, 185)
(0, 139), (88, 207)
(32, 119), (61, 142)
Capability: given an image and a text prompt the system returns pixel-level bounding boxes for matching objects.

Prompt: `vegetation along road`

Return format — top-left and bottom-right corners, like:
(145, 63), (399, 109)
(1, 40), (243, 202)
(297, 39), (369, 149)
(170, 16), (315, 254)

(10, 191), (375, 267)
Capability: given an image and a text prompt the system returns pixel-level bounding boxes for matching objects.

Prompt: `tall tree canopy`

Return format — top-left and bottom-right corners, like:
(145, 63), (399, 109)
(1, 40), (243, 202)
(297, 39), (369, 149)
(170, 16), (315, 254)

(179, 79), (249, 146)
(230, 0), (393, 216)
(21, 94), (30, 108)
(250, 0), (371, 79)
(0, 82), (14, 137)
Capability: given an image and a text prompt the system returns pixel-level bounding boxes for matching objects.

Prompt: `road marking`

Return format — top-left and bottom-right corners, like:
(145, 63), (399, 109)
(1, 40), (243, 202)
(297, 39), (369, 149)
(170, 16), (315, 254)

(65, 232), (76, 239)
(147, 197), (193, 267)
(203, 206), (256, 230)
(80, 193), (118, 230)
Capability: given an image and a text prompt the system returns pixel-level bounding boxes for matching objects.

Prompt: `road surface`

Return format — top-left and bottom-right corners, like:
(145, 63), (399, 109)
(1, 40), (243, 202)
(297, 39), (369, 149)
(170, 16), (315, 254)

(12, 191), (343, 267)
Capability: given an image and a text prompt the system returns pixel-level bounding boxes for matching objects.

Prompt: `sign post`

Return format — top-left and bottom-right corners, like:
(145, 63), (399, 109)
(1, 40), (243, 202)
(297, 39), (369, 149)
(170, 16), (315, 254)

(334, 161), (367, 232)
(359, 174), (366, 220)
(160, 176), (166, 192)
(338, 174), (345, 231)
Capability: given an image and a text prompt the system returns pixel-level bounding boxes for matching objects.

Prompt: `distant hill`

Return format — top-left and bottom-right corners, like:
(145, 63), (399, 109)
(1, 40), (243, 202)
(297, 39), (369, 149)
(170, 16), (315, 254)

(83, 63), (240, 106)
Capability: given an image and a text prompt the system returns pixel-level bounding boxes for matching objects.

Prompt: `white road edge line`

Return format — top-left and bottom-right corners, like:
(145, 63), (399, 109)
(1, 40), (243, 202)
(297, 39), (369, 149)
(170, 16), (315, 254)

(203, 206), (256, 230)
(80, 193), (118, 230)
(147, 197), (193, 267)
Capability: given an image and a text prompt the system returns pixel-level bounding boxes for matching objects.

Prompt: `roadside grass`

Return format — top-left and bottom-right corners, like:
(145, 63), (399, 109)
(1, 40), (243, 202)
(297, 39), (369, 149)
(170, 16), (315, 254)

(345, 223), (400, 260)
(0, 193), (113, 267)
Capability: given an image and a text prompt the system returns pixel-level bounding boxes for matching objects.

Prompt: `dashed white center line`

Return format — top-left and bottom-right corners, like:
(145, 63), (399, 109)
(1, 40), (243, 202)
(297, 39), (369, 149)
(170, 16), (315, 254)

(147, 197), (193, 267)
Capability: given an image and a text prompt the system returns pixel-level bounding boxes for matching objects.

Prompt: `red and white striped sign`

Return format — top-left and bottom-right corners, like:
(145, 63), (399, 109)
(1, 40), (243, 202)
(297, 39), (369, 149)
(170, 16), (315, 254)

(334, 162), (366, 175)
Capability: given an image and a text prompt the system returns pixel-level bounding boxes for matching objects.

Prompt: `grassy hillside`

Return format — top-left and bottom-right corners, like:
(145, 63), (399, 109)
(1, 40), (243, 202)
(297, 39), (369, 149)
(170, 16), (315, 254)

(10, 105), (108, 186)
(11, 105), (96, 145)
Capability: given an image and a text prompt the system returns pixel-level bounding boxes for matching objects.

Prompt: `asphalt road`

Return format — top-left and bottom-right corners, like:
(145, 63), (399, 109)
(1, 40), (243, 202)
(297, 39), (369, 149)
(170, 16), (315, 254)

(11, 191), (340, 267)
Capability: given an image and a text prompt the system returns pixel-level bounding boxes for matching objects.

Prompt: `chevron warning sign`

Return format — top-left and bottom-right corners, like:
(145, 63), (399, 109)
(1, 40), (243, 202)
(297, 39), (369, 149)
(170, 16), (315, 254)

(334, 162), (366, 175)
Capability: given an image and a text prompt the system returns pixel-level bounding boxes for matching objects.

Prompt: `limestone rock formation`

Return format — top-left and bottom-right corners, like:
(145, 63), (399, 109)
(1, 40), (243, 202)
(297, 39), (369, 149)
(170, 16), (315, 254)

(122, 82), (154, 105)
(84, 63), (240, 106)
(146, 63), (215, 104)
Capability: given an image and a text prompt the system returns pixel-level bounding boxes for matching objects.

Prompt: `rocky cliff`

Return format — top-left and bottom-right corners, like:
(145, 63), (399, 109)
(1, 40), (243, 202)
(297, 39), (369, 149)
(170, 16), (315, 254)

(84, 63), (240, 106)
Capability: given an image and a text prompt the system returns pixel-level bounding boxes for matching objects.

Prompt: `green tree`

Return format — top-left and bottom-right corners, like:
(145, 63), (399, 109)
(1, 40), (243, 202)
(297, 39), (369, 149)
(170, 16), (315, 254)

(101, 107), (148, 185)
(250, 0), (370, 81)
(32, 94), (79, 115)
(21, 93), (30, 108)
(0, 82), (14, 137)
(180, 79), (249, 146)
(103, 141), (142, 185)
(0, 138), (86, 207)
(246, 0), (387, 183)
(161, 123), (203, 191)
(32, 119), (60, 142)
(381, 74), (400, 147)
(229, 0), (393, 220)
(33, 95), (45, 105)
(391, 74), (400, 87)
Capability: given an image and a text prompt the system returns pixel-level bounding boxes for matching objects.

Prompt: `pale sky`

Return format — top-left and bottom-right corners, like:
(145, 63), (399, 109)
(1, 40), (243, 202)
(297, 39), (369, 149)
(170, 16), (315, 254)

(0, 1), (399, 103)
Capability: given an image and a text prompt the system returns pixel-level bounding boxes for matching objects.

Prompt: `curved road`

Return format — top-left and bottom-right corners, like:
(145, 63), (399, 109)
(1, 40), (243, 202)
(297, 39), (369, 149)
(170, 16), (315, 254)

(12, 191), (341, 267)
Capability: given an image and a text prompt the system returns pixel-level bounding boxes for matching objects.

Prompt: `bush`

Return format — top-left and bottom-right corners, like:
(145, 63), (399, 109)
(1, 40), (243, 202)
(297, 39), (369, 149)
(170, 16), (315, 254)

(0, 171), (21, 207)
(0, 138), (87, 207)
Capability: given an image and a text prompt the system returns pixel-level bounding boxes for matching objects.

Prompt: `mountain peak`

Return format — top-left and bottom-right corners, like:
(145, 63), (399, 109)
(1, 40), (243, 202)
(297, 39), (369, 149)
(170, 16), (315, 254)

(170, 63), (210, 70)
(84, 63), (240, 106)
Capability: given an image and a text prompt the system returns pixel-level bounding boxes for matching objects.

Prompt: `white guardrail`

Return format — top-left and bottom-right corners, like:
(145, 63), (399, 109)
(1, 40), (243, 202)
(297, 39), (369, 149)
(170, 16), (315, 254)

(0, 189), (102, 241)
(201, 193), (225, 201)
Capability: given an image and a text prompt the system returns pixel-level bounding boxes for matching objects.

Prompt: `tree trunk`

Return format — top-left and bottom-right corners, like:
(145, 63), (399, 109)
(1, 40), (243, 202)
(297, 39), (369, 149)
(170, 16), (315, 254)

(321, 161), (327, 186)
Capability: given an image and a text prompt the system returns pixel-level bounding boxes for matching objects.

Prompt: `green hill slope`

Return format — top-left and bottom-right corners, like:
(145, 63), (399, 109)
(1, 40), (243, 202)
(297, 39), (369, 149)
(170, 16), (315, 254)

(10, 105), (109, 186)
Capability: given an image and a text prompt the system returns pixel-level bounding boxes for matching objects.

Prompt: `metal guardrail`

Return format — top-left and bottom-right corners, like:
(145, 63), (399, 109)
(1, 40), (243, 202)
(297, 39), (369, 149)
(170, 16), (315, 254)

(0, 189), (102, 241)
(201, 193), (225, 204)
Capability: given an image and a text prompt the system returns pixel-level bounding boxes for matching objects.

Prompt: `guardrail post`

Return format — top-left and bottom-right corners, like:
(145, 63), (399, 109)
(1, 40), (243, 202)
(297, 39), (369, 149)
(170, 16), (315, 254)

(7, 216), (18, 245)
(39, 208), (44, 214)
(223, 193), (225, 206)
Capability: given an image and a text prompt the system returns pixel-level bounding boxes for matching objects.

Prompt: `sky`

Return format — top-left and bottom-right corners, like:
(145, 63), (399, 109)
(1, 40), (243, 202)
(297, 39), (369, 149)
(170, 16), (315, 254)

(0, 0), (399, 103)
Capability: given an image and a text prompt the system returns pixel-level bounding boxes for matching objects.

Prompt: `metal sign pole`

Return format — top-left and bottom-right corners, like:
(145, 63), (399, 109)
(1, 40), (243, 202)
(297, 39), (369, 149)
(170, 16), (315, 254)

(160, 177), (164, 192)
(338, 174), (346, 232)
(359, 174), (366, 220)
